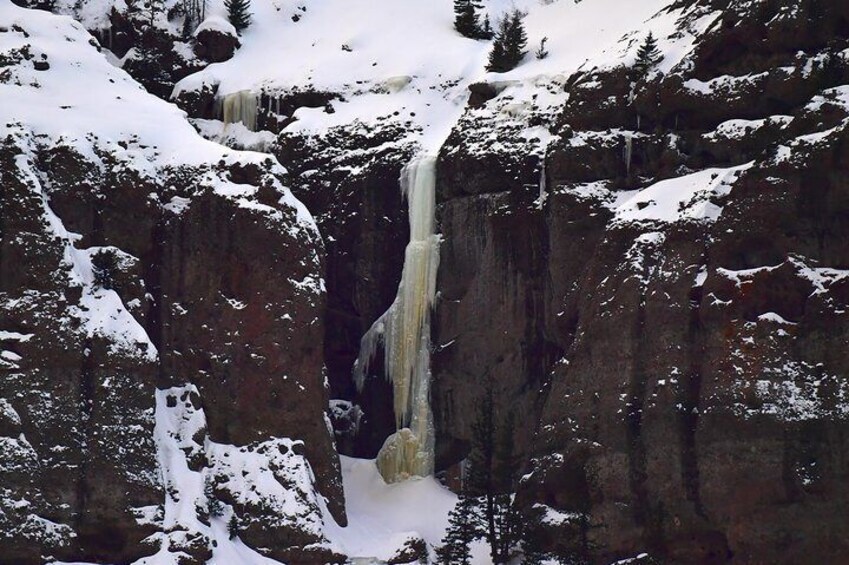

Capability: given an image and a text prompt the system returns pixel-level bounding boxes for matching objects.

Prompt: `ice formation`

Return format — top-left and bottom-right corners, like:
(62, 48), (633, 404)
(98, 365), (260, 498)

(537, 160), (548, 209)
(624, 133), (634, 177)
(353, 155), (440, 483)
(216, 89), (258, 131)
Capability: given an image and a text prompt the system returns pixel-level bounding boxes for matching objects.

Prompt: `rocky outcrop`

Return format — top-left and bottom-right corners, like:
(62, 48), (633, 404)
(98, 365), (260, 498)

(6, 0), (849, 562)
(432, 0), (849, 562)
(193, 17), (239, 63)
(0, 5), (343, 563)
(274, 122), (415, 458)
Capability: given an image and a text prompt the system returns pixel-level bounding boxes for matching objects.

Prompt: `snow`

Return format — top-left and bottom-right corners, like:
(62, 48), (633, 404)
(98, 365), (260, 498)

(0, 1), (311, 239)
(614, 163), (753, 225)
(194, 15), (237, 38)
(11, 148), (158, 361)
(174, 0), (703, 151)
(140, 386), (327, 565)
(683, 71), (768, 96)
(0, 331), (34, 342)
(322, 456), (458, 562)
(704, 115), (793, 140)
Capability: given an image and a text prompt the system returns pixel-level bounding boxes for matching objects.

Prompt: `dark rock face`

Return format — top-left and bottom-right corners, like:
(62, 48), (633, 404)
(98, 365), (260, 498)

(194, 26), (239, 63)
(274, 123), (414, 457)
(432, 0), (849, 562)
(1, 133), (344, 563)
(0, 7), (345, 560)
(1, 136), (161, 564)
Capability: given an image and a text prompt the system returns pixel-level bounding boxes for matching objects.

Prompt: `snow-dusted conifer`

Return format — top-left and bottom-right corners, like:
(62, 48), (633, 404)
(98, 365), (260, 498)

(535, 36), (549, 60)
(454, 0), (479, 39)
(479, 14), (494, 40)
(225, 0), (251, 33)
(634, 32), (662, 79)
(204, 477), (223, 517)
(486, 10), (527, 72)
(436, 494), (477, 564)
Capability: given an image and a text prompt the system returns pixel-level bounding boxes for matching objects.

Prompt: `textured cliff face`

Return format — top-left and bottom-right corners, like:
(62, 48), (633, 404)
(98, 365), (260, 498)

(0, 5), (343, 563)
(10, 0), (849, 562)
(433, 0), (849, 562)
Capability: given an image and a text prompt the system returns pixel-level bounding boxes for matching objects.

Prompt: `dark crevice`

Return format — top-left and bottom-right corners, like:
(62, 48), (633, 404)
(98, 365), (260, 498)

(144, 219), (166, 387)
(626, 299), (649, 522)
(681, 269), (707, 519)
(74, 338), (95, 534)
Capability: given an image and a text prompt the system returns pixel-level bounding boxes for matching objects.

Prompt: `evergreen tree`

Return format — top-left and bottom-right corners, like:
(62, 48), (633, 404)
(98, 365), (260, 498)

(492, 411), (522, 563)
(535, 36), (549, 60)
(634, 32), (662, 79)
(453, 0), (479, 39)
(479, 14), (494, 40)
(438, 388), (525, 563)
(180, 0), (207, 37)
(486, 10), (528, 73)
(137, 0), (164, 26)
(225, 0), (252, 33)
(205, 477), (223, 517)
(435, 494), (477, 564)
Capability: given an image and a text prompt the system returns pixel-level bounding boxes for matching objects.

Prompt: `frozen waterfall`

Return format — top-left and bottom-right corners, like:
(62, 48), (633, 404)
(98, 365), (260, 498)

(353, 155), (440, 484)
(215, 90), (258, 132)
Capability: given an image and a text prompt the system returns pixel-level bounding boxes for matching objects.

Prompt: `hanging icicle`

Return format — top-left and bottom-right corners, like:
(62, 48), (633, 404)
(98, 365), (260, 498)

(353, 155), (440, 483)
(624, 134), (633, 178)
(215, 90), (258, 131)
(537, 157), (548, 209)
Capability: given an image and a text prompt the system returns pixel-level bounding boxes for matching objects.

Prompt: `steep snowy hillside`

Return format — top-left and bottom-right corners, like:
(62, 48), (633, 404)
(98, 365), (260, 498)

(174, 0), (705, 147)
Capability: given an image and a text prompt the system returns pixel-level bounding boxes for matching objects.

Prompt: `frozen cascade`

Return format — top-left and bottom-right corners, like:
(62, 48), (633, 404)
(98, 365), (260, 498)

(537, 159), (548, 209)
(624, 133), (633, 177)
(353, 155), (440, 484)
(215, 89), (258, 131)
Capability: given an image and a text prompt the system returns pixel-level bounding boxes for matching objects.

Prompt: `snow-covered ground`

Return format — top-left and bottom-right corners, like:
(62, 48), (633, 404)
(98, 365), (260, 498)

(324, 456), (478, 563)
(176, 0), (714, 151)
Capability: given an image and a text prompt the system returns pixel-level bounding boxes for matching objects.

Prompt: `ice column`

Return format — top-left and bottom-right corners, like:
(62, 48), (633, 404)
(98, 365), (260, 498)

(216, 90), (258, 131)
(353, 155), (440, 483)
(624, 133), (633, 177)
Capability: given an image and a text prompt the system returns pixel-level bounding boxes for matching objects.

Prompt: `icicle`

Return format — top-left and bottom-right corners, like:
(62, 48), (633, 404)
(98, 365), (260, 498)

(536, 158), (547, 209)
(353, 155), (440, 483)
(624, 134), (633, 178)
(218, 90), (258, 132)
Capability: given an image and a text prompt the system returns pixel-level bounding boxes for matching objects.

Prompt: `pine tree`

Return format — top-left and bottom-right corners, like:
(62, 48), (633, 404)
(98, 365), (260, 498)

(634, 32), (662, 79)
(492, 411), (522, 563)
(180, 0), (207, 37)
(535, 36), (549, 60)
(138, 0), (164, 26)
(435, 494), (477, 564)
(438, 388), (525, 564)
(225, 0), (252, 33)
(504, 10), (528, 68)
(486, 10), (527, 73)
(479, 14), (494, 40)
(453, 0), (479, 39)
(205, 476), (223, 517)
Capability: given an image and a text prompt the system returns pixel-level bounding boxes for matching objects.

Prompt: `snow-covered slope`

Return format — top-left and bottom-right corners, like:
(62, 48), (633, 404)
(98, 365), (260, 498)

(176, 0), (713, 149)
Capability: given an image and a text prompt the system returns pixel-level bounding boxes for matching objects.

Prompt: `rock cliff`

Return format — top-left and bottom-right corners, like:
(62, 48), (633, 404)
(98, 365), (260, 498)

(0, 4), (343, 563)
(3, 0), (849, 563)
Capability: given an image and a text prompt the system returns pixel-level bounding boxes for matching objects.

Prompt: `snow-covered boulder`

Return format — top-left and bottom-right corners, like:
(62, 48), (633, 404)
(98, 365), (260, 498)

(194, 16), (239, 63)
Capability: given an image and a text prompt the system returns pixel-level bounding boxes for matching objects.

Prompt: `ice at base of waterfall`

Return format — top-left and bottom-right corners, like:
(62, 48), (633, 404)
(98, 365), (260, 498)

(321, 456), (493, 564)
